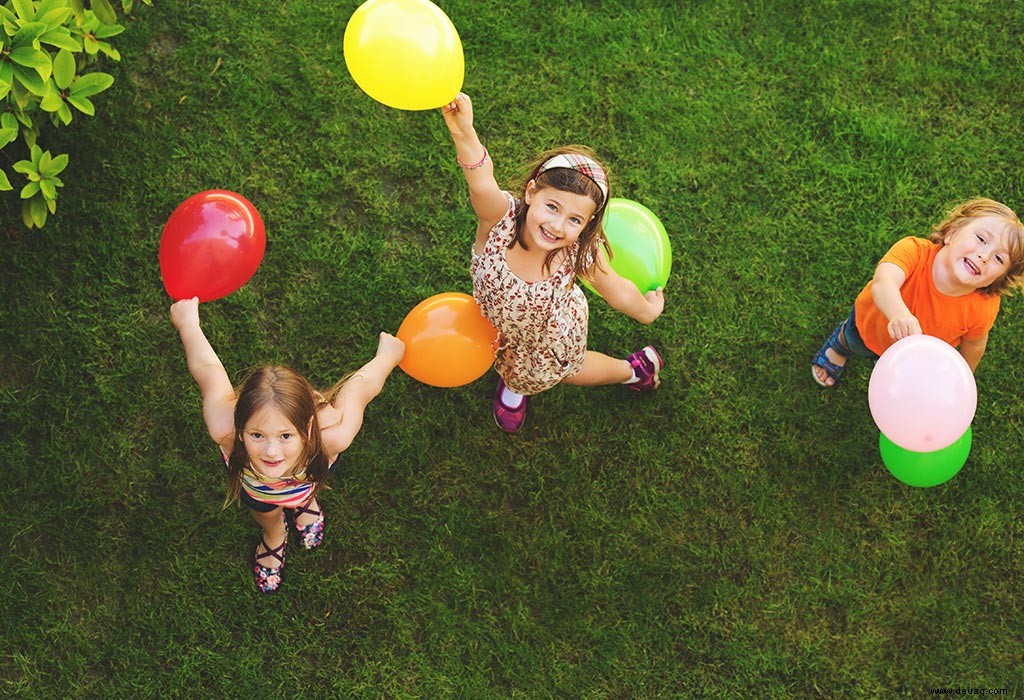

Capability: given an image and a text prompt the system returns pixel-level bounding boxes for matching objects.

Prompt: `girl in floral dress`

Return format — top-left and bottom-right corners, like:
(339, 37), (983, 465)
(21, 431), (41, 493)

(441, 92), (666, 433)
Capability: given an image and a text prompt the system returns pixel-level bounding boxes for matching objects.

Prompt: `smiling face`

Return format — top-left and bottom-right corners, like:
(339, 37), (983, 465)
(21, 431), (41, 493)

(940, 214), (1012, 292)
(241, 405), (307, 478)
(522, 182), (598, 252)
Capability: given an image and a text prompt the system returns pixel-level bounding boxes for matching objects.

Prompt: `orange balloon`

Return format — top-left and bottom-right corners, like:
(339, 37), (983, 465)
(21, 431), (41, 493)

(397, 292), (499, 387)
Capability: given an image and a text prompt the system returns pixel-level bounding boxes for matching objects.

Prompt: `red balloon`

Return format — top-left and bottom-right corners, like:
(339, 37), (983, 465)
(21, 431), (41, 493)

(159, 190), (266, 301)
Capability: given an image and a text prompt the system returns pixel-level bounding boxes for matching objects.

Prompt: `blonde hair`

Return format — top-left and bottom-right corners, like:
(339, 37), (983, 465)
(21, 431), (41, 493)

(929, 198), (1024, 296)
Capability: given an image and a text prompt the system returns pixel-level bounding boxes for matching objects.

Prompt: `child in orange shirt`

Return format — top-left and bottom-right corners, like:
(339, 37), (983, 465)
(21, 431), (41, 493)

(812, 198), (1024, 387)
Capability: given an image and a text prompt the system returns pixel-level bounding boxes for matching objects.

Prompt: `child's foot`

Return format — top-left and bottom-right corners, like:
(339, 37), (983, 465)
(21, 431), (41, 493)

(292, 499), (325, 550)
(811, 324), (850, 387)
(624, 345), (664, 391)
(493, 377), (527, 433)
(254, 533), (286, 593)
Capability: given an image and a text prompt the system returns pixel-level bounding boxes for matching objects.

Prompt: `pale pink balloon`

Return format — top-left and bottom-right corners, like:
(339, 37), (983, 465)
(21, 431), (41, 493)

(868, 335), (977, 452)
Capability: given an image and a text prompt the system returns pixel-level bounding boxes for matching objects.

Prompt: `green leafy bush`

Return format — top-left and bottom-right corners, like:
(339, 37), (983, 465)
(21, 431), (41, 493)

(0, 0), (147, 228)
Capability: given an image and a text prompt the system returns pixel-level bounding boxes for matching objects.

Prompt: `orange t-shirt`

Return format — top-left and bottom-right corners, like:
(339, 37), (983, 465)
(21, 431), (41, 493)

(853, 236), (1000, 355)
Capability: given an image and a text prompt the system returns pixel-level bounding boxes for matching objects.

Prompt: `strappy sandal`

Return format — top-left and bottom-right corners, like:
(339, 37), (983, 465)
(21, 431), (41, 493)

(254, 534), (286, 593)
(811, 322), (851, 388)
(292, 501), (325, 550)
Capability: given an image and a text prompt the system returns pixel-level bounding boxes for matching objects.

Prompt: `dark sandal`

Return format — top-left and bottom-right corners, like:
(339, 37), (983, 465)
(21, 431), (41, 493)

(811, 322), (851, 387)
(254, 535), (286, 592)
(291, 501), (325, 550)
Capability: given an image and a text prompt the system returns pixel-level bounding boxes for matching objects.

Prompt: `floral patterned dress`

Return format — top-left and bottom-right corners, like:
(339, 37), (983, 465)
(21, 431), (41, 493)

(470, 192), (592, 395)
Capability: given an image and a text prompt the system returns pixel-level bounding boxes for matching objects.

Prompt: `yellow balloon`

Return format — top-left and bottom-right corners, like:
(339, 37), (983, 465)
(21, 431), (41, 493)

(344, 0), (465, 111)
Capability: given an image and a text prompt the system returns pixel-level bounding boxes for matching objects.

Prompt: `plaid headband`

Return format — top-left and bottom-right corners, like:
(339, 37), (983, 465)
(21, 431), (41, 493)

(537, 153), (609, 201)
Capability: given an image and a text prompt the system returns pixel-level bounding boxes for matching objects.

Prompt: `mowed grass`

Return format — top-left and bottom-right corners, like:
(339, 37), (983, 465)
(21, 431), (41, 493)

(2, 0), (1024, 696)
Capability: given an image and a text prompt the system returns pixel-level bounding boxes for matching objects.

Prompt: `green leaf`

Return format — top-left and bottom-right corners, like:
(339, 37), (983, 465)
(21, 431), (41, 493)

(39, 29), (80, 52)
(15, 109), (34, 130)
(20, 180), (40, 198)
(22, 201), (33, 228)
(9, 46), (51, 70)
(11, 63), (47, 96)
(39, 178), (56, 199)
(0, 78), (10, 100)
(70, 0), (85, 22)
(56, 101), (71, 125)
(30, 143), (41, 163)
(44, 153), (68, 176)
(38, 150), (52, 173)
(46, 195), (56, 214)
(94, 23), (124, 39)
(12, 158), (36, 175)
(37, 0), (67, 15)
(3, 16), (20, 39)
(83, 34), (98, 55)
(1, 112), (17, 129)
(11, 0), (35, 24)
(70, 71), (113, 97)
(67, 93), (93, 115)
(40, 85), (64, 111)
(91, 0), (117, 25)
(29, 194), (47, 227)
(97, 42), (119, 61)
(0, 169), (12, 191)
(38, 7), (73, 29)
(13, 21), (48, 46)
(0, 61), (13, 87)
(53, 48), (75, 89)
(0, 126), (17, 149)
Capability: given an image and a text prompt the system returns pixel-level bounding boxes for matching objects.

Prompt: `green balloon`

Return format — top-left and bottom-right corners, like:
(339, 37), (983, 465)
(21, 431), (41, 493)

(879, 427), (972, 487)
(591, 198), (671, 293)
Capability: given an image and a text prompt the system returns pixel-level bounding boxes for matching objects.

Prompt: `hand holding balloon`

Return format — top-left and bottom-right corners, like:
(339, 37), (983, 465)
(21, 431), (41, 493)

(169, 296), (201, 332)
(374, 331), (406, 366)
(441, 93), (475, 138)
(643, 287), (665, 323)
(886, 312), (922, 341)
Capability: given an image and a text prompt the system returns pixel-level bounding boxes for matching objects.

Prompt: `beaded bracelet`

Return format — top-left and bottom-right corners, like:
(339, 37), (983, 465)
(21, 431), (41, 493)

(457, 147), (489, 170)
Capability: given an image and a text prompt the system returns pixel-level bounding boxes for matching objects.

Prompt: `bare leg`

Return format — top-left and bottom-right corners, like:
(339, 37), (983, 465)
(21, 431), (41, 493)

(251, 506), (287, 555)
(560, 350), (633, 386)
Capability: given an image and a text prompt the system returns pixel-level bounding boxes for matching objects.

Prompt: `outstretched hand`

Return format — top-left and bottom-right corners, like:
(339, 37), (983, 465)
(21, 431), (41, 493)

(440, 92), (475, 137)
(170, 297), (200, 331)
(376, 331), (406, 364)
(644, 287), (665, 323)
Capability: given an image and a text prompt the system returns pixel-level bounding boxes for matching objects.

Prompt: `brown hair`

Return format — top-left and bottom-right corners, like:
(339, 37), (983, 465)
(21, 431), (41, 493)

(511, 145), (612, 279)
(928, 198), (1024, 296)
(224, 366), (331, 506)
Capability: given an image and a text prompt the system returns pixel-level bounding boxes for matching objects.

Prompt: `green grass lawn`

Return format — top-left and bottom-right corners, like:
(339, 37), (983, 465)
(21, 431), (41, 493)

(3, 0), (1023, 696)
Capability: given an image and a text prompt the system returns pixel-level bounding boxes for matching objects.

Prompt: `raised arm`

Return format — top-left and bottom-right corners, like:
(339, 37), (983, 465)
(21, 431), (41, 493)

(871, 262), (921, 340)
(582, 250), (665, 325)
(440, 93), (509, 248)
(170, 297), (236, 451)
(320, 332), (405, 456)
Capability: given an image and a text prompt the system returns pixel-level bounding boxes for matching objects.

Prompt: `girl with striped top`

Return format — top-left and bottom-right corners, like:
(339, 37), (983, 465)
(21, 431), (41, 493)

(171, 297), (404, 592)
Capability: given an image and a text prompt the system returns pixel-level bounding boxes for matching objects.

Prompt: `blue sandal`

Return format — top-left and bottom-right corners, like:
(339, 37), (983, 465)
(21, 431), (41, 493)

(812, 323), (851, 387)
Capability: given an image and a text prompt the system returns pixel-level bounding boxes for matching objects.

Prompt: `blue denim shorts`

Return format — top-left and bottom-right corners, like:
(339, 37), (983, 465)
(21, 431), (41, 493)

(835, 307), (878, 360)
